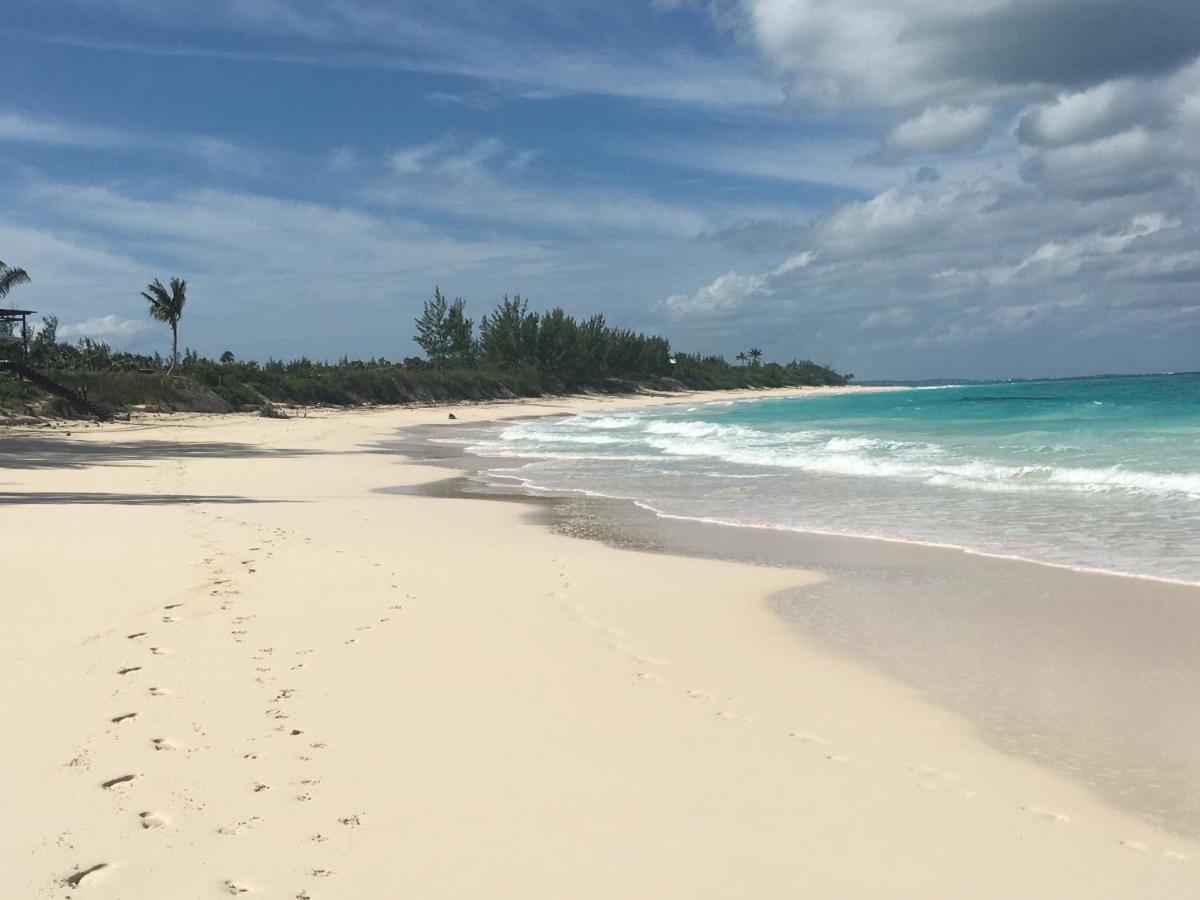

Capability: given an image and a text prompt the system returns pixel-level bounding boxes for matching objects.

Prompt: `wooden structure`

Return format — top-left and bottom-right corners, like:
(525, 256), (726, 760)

(0, 307), (35, 361)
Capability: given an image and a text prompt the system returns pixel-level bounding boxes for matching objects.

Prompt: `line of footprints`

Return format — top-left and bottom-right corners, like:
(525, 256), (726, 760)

(547, 558), (1190, 863)
(62, 512), (403, 895)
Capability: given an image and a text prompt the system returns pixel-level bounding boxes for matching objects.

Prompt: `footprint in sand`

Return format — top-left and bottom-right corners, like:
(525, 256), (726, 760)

(101, 774), (136, 790)
(152, 738), (177, 751)
(127, 632), (148, 640)
(111, 712), (138, 725)
(139, 811), (170, 829)
(148, 686), (171, 697)
(1022, 805), (1070, 823)
(63, 862), (108, 888)
(716, 710), (754, 723)
(217, 816), (262, 837)
(117, 666), (142, 676)
(223, 879), (252, 894)
(149, 647), (169, 656)
(788, 730), (827, 746)
(253, 782), (271, 793)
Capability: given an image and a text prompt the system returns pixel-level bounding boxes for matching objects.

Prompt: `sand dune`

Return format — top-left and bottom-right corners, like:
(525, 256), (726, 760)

(1, 390), (1195, 898)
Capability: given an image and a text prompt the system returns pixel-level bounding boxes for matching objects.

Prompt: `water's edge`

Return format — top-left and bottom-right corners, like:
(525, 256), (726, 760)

(383, 422), (1200, 841)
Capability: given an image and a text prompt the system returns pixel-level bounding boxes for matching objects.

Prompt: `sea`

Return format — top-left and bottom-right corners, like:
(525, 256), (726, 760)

(462, 373), (1200, 585)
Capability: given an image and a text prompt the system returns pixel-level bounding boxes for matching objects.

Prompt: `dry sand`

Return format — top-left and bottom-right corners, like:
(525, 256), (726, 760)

(1, 388), (1196, 899)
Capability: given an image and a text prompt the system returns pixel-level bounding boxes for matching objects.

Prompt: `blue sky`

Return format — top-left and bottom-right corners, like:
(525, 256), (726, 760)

(4, 0), (1200, 379)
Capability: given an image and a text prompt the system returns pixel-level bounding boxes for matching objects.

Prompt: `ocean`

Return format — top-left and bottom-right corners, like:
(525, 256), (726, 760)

(462, 373), (1200, 585)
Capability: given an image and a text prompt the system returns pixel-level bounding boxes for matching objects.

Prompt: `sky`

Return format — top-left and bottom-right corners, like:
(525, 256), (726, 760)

(3, 0), (1200, 380)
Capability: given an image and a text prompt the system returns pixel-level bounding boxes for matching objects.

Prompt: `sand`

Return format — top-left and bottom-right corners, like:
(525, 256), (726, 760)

(2, 388), (1196, 899)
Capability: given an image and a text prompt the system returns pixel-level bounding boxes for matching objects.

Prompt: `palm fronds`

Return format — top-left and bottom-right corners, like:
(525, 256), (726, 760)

(0, 260), (31, 300)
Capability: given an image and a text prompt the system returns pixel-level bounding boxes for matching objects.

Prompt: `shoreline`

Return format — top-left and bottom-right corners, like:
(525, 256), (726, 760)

(396, 423), (1200, 841)
(3, 390), (1197, 898)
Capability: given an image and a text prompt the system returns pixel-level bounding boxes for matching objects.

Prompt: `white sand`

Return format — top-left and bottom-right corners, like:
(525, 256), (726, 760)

(2, 389), (1195, 899)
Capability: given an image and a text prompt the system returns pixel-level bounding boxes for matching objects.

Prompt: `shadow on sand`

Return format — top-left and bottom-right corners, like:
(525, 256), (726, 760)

(0, 491), (279, 506)
(0, 436), (325, 471)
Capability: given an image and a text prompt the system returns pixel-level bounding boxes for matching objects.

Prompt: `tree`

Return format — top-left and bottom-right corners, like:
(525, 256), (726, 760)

(736, 351), (748, 366)
(141, 277), (188, 373)
(443, 296), (475, 365)
(748, 347), (763, 366)
(414, 287), (453, 366)
(0, 260), (30, 300)
(220, 350), (236, 365)
(479, 295), (539, 368)
(535, 308), (578, 379)
(0, 260), (31, 337)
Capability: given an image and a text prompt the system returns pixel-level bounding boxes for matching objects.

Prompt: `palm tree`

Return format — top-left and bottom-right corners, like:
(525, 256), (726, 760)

(748, 347), (763, 366)
(141, 277), (188, 373)
(0, 260), (31, 300)
(735, 351), (748, 366)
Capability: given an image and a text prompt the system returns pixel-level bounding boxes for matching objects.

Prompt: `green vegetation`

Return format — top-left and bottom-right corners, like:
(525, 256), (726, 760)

(141, 277), (188, 372)
(2, 287), (847, 417)
(0, 259), (30, 301)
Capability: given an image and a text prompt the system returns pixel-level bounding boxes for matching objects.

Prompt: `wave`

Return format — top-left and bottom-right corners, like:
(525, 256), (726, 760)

(491, 416), (1200, 501)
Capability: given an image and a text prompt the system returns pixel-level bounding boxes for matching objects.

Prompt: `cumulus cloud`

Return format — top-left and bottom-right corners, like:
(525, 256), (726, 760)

(660, 271), (768, 318)
(881, 105), (993, 159)
(1015, 81), (1167, 148)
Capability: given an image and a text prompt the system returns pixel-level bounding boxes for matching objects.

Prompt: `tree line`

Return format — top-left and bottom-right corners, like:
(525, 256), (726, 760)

(3, 267), (848, 412)
(414, 288), (671, 386)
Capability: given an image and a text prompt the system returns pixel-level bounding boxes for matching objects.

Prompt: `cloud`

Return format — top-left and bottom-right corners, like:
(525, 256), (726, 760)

(933, 213), (1180, 288)
(57, 315), (152, 340)
(654, 166), (1200, 375)
(0, 109), (129, 148)
(1016, 81), (1167, 148)
(741, 0), (1200, 110)
(0, 108), (265, 173)
(376, 137), (712, 237)
(327, 146), (360, 173)
(620, 135), (898, 193)
(660, 270), (768, 318)
(28, 5), (783, 110)
(881, 105), (993, 159)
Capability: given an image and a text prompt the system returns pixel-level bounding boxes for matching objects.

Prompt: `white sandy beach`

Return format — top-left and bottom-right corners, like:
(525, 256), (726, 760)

(2, 388), (1196, 899)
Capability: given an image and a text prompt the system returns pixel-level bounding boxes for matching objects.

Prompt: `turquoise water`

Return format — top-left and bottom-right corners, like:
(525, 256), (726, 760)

(465, 374), (1200, 583)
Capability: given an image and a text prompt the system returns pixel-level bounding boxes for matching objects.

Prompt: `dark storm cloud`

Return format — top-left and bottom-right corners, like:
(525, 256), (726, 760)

(932, 0), (1200, 90)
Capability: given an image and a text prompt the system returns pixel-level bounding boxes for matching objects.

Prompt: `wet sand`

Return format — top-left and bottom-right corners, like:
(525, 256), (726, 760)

(397, 430), (1200, 840)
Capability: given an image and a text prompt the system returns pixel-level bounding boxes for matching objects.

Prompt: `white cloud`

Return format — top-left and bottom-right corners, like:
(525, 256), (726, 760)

(620, 135), (899, 193)
(32, 11), (783, 111)
(57, 315), (152, 340)
(1016, 81), (1165, 148)
(659, 270), (768, 318)
(0, 108), (265, 174)
(861, 305), (913, 329)
(882, 105), (993, 158)
(0, 109), (129, 148)
(377, 137), (712, 238)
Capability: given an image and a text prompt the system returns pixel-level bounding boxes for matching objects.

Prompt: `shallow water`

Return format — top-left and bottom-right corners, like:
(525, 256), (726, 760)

(461, 374), (1200, 584)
